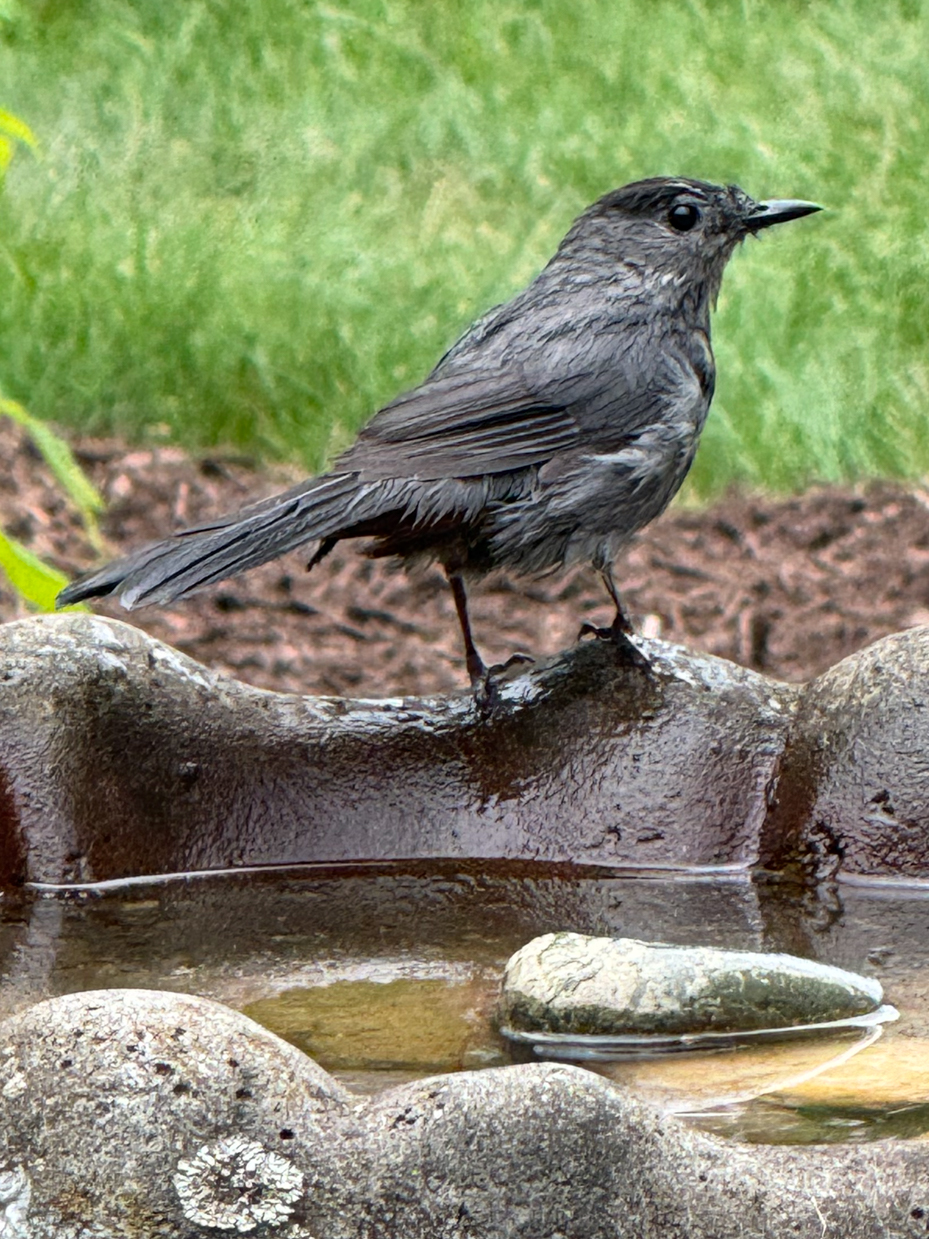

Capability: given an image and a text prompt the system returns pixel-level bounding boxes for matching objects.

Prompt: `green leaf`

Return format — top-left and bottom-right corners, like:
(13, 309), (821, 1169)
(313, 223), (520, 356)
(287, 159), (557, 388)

(0, 108), (36, 150)
(0, 396), (105, 549)
(0, 109), (36, 183)
(0, 529), (83, 612)
(2, 400), (105, 513)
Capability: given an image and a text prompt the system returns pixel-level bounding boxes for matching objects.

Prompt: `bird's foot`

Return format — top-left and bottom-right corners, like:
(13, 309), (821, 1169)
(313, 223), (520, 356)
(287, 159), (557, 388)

(487, 652), (535, 677)
(578, 622), (611, 641)
(578, 620), (651, 673)
(471, 652), (535, 711)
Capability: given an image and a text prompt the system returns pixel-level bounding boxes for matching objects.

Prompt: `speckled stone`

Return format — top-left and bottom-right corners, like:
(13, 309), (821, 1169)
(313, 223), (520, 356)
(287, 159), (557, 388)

(499, 933), (884, 1035)
(761, 626), (929, 880)
(2, 989), (929, 1237)
(0, 989), (350, 1237)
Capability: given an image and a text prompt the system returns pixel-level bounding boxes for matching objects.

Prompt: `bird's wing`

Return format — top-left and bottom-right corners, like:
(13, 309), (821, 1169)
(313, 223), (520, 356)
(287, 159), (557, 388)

(336, 369), (582, 481)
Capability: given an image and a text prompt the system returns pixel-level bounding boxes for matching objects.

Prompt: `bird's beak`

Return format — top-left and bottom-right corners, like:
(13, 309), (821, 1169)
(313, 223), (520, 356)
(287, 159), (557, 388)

(745, 199), (823, 231)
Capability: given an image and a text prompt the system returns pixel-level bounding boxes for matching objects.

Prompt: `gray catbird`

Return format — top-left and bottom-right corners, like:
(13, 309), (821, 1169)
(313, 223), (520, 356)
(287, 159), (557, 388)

(58, 177), (821, 689)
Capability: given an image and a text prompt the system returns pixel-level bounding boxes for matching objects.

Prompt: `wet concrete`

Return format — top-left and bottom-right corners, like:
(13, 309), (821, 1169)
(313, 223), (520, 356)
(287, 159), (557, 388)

(3, 615), (929, 885)
(0, 614), (792, 884)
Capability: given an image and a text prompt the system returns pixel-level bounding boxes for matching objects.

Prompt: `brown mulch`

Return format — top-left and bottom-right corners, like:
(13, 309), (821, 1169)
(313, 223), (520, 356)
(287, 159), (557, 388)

(2, 416), (928, 697)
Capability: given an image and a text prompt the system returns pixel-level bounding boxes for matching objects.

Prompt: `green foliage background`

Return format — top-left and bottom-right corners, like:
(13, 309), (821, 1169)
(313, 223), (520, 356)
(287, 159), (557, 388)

(0, 105), (100, 608)
(0, 0), (927, 498)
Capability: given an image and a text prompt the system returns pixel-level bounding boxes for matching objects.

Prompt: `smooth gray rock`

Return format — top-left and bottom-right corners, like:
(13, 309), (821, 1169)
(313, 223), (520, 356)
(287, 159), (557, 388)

(499, 932), (885, 1035)
(0, 988), (929, 1238)
(0, 613), (794, 885)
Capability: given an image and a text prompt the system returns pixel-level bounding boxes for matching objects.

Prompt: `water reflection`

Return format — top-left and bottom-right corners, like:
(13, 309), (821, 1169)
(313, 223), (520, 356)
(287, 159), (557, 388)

(2, 862), (929, 1143)
(691, 1099), (929, 1144)
(501, 1006), (897, 1060)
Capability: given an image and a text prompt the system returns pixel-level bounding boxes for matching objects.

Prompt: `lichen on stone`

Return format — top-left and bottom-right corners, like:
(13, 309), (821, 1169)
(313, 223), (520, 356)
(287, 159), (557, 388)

(0, 1164), (31, 1237)
(173, 1134), (303, 1233)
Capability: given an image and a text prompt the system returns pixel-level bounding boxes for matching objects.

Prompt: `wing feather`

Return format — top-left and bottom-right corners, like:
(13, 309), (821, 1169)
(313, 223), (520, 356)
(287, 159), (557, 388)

(337, 370), (581, 480)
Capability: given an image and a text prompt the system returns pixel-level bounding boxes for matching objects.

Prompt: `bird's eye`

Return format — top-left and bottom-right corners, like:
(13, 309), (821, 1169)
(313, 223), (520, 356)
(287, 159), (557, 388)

(668, 203), (700, 232)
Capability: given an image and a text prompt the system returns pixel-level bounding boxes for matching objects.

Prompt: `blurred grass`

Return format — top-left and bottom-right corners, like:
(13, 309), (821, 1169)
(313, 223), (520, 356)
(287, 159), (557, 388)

(0, 0), (927, 498)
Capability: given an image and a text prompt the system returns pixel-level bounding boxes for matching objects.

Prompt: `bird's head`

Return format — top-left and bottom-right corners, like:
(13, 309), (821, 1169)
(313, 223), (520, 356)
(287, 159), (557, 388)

(555, 176), (821, 310)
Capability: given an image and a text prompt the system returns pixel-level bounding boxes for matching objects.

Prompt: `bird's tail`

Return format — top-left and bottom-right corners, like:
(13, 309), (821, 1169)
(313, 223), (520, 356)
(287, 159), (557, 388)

(57, 471), (366, 609)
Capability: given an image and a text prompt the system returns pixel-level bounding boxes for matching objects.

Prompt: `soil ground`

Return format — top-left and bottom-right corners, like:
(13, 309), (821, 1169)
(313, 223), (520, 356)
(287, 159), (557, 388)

(3, 417), (928, 698)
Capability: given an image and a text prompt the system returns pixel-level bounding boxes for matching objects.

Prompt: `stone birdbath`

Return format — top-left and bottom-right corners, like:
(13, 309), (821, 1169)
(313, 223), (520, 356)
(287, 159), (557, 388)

(1, 613), (929, 1235)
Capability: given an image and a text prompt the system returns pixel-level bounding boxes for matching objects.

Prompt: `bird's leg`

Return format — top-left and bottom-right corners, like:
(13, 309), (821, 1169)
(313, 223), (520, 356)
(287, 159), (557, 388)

(307, 536), (338, 572)
(447, 571), (488, 689)
(599, 562), (634, 635)
(578, 563), (650, 670)
(447, 571), (534, 703)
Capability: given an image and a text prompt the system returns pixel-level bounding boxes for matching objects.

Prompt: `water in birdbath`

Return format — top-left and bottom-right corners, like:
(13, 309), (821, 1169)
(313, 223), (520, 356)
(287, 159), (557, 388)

(4, 860), (929, 1144)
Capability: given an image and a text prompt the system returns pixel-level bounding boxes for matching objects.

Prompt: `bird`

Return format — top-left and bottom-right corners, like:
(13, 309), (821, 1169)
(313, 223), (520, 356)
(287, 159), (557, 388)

(57, 176), (821, 693)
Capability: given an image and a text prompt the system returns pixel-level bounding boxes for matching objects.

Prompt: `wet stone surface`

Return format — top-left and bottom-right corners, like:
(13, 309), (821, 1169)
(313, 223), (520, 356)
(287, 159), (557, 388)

(761, 626), (929, 881)
(0, 612), (794, 885)
(2, 614), (929, 883)
(499, 932), (885, 1036)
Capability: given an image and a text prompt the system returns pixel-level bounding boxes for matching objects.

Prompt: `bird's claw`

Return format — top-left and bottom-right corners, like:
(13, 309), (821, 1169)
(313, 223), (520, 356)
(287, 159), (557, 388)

(487, 652), (535, 676)
(578, 622), (613, 641)
(473, 673), (500, 712)
(578, 621), (651, 673)
(471, 652), (535, 711)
